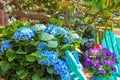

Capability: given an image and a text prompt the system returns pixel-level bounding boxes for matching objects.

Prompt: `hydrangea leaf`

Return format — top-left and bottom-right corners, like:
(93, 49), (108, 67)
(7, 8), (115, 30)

(1, 62), (11, 72)
(31, 50), (41, 58)
(26, 54), (36, 62)
(61, 44), (70, 50)
(38, 56), (48, 63)
(32, 73), (41, 80)
(0, 61), (5, 67)
(16, 69), (28, 79)
(6, 49), (16, 62)
(46, 66), (54, 74)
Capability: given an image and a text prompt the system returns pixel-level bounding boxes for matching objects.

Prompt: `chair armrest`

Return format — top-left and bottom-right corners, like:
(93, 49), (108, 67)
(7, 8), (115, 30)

(112, 71), (120, 77)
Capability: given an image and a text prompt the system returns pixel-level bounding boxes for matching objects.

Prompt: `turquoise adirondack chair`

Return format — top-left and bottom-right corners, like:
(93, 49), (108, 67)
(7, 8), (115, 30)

(101, 30), (120, 80)
(65, 50), (87, 80)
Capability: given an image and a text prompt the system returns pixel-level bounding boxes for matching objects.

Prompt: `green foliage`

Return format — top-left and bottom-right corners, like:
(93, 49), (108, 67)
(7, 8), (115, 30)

(0, 21), (83, 79)
(1, 0), (120, 79)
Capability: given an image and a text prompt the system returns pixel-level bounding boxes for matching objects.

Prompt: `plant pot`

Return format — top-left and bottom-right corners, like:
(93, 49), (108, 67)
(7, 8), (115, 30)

(84, 68), (92, 80)
(93, 76), (109, 80)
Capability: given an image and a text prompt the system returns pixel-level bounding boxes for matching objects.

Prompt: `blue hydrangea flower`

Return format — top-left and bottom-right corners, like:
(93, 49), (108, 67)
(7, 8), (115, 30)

(71, 51), (79, 64)
(48, 41), (58, 48)
(42, 24), (57, 33)
(63, 34), (74, 43)
(54, 59), (71, 80)
(83, 37), (89, 43)
(41, 33), (54, 41)
(0, 40), (12, 53)
(31, 24), (46, 32)
(38, 50), (59, 66)
(51, 27), (68, 36)
(13, 27), (35, 42)
(36, 42), (47, 50)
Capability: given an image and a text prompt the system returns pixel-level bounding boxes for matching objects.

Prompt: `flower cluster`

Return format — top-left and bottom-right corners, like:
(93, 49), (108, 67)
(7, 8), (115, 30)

(38, 50), (71, 80)
(13, 27), (35, 42)
(0, 23), (82, 80)
(83, 44), (118, 77)
(0, 40), (12, 53)
(54, 59), (71, 80)
(38, 50), (59, 66)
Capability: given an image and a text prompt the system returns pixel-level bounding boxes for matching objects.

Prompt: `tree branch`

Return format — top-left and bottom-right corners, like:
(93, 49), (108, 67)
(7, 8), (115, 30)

(13, 10), (51, 23)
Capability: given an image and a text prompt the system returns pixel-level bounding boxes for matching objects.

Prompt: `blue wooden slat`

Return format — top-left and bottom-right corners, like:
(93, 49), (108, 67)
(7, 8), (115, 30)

(66, 50), (87, 80)
(101, 39), (107, 48)
(104, 31), (114, 52)
(115, 38), (120, 56)
(109, 31), (119, 57)
(109, 31), (120, 72)
(101, 30), (120, 80)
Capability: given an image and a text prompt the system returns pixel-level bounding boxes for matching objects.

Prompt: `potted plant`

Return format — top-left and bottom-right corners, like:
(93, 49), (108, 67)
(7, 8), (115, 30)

(83, 44), (118, 80)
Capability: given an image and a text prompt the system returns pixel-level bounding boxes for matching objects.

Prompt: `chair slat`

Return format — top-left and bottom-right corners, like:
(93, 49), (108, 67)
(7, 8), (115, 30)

(101, 30), (120, 80)
(104, 31), (114, 52)
(66, 50), (87, 80)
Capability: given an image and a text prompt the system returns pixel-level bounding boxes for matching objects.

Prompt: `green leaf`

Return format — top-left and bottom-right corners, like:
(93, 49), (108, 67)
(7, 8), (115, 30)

(46, 66), (54, 74)
(73, 39), (84, 44)
(26, 55), (36, 62)
(16, 69), (28, 79)
(83, 0), (91, 2)
(50, 18), (63, 26)
(16, 51), (27, 54)
(0, 34), (3, 37)
(0, 61), (5, 67)
(61, 44), (70, 50)
(16, 69), (24, 76)
(90, 0), (100, 14)
(90, 7), (100, 14)
(96, 0), (102, 9)
(38, 56), (48, 63)
(32, 73), (40, 80)
(6, 49), (16, 62)
(31, 50), (41, 58)
(1, 62), (11, 72)
(102, 10), (112, 18)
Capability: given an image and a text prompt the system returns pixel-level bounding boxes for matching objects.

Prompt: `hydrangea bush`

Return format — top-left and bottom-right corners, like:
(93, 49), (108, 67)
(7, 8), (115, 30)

(83, 44), (118, 78)
(0, 22), (83, 80)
